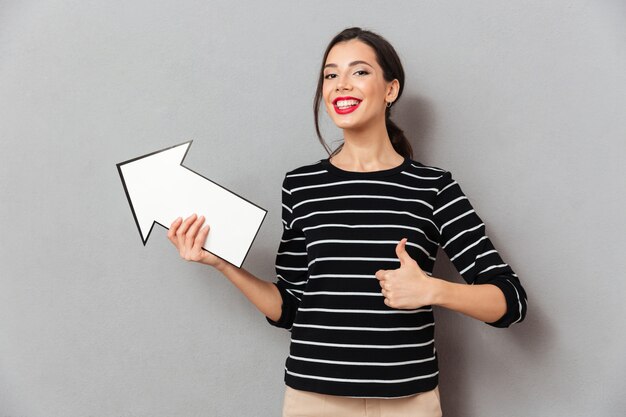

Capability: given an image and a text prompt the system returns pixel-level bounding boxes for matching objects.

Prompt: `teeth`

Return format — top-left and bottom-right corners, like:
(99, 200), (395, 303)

(336, 99), (361, 108)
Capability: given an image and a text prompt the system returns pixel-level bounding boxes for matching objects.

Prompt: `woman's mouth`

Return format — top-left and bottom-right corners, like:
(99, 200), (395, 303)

(333, 98), (362, 114)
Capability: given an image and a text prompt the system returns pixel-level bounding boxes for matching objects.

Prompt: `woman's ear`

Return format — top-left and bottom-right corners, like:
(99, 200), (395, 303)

(386, 79), (400, 102)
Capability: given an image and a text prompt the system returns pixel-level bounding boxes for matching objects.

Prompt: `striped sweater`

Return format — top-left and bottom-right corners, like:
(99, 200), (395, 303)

(266, 156), (528, 398)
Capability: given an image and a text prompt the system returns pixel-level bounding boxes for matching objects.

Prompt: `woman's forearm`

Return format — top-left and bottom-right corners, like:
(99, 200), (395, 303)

(431, 279), (507, 324)
(216, 262), (283, 322)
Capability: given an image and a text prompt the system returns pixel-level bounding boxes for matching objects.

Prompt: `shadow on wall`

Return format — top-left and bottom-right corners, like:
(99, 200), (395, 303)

(393, 94), (436, 163)
(432, 241), (551, 415)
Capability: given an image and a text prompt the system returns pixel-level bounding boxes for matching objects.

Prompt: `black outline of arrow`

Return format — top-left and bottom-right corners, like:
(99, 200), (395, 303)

(116, 140), (268, 268)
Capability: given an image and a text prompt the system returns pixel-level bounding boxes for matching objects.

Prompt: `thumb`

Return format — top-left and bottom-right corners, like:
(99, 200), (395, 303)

(396, 238), (412, 266)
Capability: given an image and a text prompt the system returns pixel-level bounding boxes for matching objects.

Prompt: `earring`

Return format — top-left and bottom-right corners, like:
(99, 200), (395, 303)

(386, 101), (393, 108)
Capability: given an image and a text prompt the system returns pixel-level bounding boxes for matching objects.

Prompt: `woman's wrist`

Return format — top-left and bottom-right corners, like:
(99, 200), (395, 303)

(214, 258), (230, 273)
(428, 276), (448, 307)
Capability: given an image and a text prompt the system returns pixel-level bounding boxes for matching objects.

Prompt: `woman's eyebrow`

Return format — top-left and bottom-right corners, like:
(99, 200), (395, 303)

(323, 60), (373, 69)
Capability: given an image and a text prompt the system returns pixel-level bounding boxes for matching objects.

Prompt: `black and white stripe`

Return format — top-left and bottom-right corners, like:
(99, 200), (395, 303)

(267, 157), (527, 398)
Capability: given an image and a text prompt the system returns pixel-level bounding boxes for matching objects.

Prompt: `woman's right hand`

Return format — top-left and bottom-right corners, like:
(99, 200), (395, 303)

(167, 213), (226, 270)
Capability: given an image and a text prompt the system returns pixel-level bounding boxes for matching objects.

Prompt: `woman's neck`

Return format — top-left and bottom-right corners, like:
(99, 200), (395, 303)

(331, 124), (403, 172)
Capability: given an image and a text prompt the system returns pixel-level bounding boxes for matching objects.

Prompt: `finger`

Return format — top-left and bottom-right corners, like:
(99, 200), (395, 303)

(192, 224), (209, 254)
(177, 214), (197, 239)
(375, 270), (386, 281)
(176, 213), (197, 244)
(185, 215), (205, 251)
(170, 216), (182, 229)
(396, 237), (411, 266)
(168, 217), (182, 242)
(177, 214), (197, 255)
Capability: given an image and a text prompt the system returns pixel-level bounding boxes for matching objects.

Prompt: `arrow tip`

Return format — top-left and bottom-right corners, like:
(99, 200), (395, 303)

(117, 140), (194, 245)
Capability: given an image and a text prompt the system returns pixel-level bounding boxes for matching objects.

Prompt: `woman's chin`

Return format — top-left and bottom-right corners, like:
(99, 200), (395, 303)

(333, 119), (371, 132)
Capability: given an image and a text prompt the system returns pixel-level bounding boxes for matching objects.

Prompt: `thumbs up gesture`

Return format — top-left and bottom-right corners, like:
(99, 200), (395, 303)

(375, 238), (437, 309)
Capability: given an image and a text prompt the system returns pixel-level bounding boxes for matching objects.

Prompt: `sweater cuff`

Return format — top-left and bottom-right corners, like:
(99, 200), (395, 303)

(484, 279), (521, 328)
(265, 283), (296, 329)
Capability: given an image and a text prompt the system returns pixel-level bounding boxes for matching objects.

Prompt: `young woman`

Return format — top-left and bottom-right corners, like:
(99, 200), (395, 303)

(168, 27), (527, 417)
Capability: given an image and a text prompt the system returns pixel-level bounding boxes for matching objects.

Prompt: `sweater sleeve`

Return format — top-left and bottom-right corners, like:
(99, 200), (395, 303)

(265, 174), (309, 330)
(432, 170), (528, 328)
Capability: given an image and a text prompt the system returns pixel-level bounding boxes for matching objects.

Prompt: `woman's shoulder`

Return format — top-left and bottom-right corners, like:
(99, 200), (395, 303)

(283, 159), (326, 177)
(406, 158), (450, 177)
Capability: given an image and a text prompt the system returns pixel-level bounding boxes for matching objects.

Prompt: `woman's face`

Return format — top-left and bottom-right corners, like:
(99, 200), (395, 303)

(322, 39), (397, 132)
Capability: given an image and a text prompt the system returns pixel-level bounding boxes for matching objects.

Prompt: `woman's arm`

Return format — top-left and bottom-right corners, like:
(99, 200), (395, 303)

(375, 238), (508, 325)
(430, 279), (507, 324)
(216, 261), (283, 322)
(431, 170), (527, 327)
(168, 214), (283, 322)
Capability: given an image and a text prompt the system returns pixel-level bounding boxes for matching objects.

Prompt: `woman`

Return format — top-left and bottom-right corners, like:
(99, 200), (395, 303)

(168, 27), (527, 417)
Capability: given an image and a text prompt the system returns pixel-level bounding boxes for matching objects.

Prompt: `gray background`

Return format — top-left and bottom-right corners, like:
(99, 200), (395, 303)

(1, 1), (625, 416)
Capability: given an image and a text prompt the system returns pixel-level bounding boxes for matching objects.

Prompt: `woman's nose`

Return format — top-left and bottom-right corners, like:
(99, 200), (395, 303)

(335, 74), (351, 91)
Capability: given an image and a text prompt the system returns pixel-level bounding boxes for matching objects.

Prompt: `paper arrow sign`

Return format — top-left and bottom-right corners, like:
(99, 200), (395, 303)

(116, 141), (267, 268)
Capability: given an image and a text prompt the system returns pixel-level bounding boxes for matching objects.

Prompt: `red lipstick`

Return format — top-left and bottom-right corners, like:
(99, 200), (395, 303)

(333, 96), (362, 114)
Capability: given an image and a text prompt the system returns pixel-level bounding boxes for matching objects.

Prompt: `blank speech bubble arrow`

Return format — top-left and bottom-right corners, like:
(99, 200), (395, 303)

(116, 141), (267, 268)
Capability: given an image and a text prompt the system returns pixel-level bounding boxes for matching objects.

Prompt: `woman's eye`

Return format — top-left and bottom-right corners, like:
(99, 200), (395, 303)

(324, 70), (368, 80)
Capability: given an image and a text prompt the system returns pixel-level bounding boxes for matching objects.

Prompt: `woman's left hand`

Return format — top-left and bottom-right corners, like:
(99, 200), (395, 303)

(375, 238), (438, 309)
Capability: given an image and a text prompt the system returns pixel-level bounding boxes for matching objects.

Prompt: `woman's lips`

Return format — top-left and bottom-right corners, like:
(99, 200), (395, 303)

(333, 101), (361, 114)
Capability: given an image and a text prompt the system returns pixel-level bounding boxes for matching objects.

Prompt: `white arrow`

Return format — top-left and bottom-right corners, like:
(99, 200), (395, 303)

(116, 141), (267, 268)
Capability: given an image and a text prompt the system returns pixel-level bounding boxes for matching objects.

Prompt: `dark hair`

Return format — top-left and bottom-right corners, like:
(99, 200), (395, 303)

(313, 27), (413, 159)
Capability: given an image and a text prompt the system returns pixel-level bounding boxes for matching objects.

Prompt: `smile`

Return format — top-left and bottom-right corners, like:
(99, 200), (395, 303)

(333, 98), (362, 114)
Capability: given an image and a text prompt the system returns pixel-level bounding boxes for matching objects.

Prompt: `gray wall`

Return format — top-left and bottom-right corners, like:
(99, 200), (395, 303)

(1, 1), (625, 416)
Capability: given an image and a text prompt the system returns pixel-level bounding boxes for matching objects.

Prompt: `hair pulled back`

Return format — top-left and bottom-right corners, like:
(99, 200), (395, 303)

(313, 27), (413, 159)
